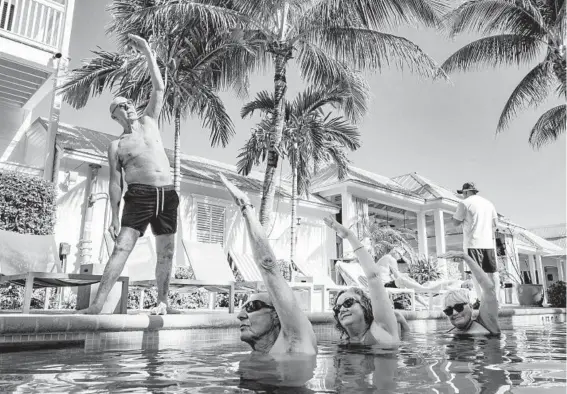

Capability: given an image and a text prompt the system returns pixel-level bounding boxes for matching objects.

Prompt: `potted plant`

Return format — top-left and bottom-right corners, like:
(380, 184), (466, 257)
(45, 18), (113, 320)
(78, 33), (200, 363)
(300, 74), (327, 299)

(498, 257), (544, 307)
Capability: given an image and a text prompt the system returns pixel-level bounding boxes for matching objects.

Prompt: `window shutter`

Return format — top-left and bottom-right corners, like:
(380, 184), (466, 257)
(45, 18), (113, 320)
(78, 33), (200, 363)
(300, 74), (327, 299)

(196, 202), (225, 245)
(1, 3), (15, 31)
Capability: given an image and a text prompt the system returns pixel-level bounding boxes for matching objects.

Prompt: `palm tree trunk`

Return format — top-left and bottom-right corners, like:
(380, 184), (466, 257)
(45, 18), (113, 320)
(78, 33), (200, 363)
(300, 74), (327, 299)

(552, 55), (566, 94)
(259, 51), (289, 228)
(174, 109), (181, 194)
(290, 160), (297, 263)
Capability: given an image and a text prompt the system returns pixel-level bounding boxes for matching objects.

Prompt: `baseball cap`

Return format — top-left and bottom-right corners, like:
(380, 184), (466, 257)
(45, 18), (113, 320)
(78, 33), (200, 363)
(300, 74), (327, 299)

(457, 182), (478, 194)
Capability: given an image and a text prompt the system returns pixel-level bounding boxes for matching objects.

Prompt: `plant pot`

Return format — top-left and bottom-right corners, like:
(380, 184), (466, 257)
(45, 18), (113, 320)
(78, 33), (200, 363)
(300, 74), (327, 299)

(516, 284), (544, 306)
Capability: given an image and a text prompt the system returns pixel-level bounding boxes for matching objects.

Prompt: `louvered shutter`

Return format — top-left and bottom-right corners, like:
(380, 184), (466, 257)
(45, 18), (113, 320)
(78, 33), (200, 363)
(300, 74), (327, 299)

(1, 3), (15, 31)
(196, 202), (225, 245)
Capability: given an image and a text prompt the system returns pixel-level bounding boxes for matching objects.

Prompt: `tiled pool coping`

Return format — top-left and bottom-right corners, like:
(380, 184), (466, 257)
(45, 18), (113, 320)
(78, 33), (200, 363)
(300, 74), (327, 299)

(0, 307), (563, 352)
(0, 306), (564, 335)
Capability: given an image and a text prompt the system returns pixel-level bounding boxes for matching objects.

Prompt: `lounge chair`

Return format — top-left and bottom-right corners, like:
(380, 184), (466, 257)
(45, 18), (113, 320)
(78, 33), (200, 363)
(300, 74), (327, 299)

(0, 229), (129, 314)
(130, 240), (236, 313)
(228, 250), (315, 312)
(335, 261), (417, 311)
(292, 259), (350, 312)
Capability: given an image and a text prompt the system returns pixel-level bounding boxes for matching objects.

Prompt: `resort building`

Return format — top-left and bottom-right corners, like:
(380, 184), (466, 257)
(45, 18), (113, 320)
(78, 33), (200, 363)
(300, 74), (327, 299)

(1, 117), (563, 306)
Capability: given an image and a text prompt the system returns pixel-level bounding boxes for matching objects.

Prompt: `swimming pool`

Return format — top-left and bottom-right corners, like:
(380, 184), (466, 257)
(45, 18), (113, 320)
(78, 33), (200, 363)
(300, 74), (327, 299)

(0, 314), (564, 393)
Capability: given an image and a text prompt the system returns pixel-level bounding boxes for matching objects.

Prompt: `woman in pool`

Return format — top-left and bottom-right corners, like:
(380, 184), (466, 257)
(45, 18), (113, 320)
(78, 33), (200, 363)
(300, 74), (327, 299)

(324, 216), (405, 346)
(438, 250), (500, 336)
(219, 174), (317, 355)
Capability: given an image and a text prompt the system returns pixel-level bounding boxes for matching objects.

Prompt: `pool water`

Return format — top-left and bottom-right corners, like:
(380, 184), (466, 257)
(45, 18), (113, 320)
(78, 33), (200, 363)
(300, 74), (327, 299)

(0, 315), (565, 393)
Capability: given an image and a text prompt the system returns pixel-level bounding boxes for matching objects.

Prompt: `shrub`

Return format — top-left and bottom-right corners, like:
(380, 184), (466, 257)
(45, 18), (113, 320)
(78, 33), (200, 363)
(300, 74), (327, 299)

(0, 171), (56, 235)
(547, 281), (566, 308)
(408, 256), (442, 285)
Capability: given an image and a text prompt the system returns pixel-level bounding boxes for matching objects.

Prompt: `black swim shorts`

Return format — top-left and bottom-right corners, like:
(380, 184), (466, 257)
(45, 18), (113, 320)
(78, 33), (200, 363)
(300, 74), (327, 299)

(467, 248), (497, 274)
(121, 184), (179, 236)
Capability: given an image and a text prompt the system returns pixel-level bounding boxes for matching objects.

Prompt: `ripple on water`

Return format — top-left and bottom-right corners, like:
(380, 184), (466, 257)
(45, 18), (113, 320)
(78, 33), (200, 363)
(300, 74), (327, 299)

(0, 316), (564, 393)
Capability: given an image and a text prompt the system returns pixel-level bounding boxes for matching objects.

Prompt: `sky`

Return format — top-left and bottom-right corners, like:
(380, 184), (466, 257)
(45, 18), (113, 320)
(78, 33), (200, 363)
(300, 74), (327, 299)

(34, 1), (566, 229)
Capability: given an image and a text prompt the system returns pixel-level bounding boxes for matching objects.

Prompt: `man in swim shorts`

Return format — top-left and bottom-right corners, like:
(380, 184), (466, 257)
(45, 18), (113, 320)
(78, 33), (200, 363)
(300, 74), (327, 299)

(77, 34), (177, 315)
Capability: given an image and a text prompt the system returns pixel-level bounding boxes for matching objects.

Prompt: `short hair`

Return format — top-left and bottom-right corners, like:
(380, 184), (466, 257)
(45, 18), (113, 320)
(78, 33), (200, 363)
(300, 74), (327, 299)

(444, 288), (471, 307)
(333, 287), (374, 339)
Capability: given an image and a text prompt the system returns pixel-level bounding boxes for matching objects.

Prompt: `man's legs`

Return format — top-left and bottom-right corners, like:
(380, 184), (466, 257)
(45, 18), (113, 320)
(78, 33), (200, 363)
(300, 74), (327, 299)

(77, 227), (139, 314)
(154, 233), (181, 314)
(467, 248), (499, 305)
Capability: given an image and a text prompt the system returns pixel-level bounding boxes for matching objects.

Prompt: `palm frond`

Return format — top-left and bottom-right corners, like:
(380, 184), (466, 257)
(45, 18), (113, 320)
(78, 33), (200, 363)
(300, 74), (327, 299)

(299, 27), (445, 80)
(443, 0), (548, 38)
(59, 50), (138, 109)
(187, 84), (235, 147)
(296, 0), (448, 31)
(528, 104), (566, 149)
(296, 45), (375, 123)
(319, 116), (361, 150)
(241, 90), (276, 118)
(236, 123), (271, 175)
(441, 34), (544, 73)
(497, 61), (554, 132)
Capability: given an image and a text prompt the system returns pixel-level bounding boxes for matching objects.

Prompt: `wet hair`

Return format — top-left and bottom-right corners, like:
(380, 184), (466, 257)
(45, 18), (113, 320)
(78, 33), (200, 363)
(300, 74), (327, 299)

(333, 287), (374, 339)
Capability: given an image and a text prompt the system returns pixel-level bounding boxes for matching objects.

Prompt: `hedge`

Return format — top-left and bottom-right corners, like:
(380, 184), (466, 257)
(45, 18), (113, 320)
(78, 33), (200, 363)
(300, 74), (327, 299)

(0, 171), (56, 235)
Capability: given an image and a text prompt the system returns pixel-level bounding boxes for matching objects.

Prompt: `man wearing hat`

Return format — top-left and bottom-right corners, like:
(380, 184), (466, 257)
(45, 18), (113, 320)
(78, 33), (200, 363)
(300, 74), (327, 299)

(452, 182), (500, 305)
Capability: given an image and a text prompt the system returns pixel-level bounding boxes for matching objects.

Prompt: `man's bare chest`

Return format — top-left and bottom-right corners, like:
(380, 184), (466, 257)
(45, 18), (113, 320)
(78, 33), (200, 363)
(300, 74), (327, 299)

(117, 131), (163, 164)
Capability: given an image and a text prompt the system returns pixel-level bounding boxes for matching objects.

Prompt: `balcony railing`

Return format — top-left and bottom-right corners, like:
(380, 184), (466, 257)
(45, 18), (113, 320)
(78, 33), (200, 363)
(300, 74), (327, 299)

(0, 0), (65, 50)
(0, 161), (43, 176)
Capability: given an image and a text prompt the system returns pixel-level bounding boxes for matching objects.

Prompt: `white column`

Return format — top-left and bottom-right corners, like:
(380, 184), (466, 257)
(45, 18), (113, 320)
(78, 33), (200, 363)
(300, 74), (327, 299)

(535, 254), (547, 304)
(528, 255), (537, 284)
(417, 211), (428, 257)
(43, 57), (68, 181)
(340, 190), (356, 255)
(433, 209), (447, 278)
(558, 260), (565, 281)
(0, 109), (32, 162)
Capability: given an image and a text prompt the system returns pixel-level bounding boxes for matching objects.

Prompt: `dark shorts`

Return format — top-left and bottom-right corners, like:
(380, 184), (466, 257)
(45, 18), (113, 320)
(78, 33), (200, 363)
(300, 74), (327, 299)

(121, 184), (179, 236)
(467, 248), (497, 273)
(384, 280), (397, 288)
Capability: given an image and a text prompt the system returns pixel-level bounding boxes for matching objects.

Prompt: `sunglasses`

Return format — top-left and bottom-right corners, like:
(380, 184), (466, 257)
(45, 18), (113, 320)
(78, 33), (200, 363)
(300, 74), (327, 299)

(333, 297), (360, 316)
(443, 302), (467, 316)
(242, 300), (275, 314)
(111, 101), (132, 117)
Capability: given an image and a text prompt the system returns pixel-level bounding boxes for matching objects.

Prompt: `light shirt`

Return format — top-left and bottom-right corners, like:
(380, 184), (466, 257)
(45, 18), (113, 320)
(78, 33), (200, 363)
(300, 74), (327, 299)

(453, 194), (497, 249)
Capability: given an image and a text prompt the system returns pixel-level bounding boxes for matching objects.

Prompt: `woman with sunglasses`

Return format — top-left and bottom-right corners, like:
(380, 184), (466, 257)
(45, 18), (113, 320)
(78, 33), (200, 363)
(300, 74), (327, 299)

(219, 174), (317, 355)
(438, 250), (500, 336)
(324, 216), (403, 346)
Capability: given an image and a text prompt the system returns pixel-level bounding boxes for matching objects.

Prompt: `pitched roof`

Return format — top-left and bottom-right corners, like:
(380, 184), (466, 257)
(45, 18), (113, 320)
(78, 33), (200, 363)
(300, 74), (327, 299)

(310, 164), (422, 199)
(391, 172), (460, 202)
(529, 223), (567, 252)
(36, 118), (335, 209)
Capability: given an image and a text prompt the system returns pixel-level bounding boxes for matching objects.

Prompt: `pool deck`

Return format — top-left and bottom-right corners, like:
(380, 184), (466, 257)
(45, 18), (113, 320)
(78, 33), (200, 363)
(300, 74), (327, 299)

(0, 305), (565, 334)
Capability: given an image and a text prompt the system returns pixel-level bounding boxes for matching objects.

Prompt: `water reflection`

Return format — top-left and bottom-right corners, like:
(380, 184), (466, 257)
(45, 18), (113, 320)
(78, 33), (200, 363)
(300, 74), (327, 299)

(237, 353), (317, 392)
(0, 315), (564, 393)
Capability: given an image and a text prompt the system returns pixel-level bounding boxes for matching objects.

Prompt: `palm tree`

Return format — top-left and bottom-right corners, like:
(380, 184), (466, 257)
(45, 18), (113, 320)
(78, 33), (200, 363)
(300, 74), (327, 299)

(442, 0), (566, 149)
(237, 83), (363, 262)
(127, 0), (448, 228)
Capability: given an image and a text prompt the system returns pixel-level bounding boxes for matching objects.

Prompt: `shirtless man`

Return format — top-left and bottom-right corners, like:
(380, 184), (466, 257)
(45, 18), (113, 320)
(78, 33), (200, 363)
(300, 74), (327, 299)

(78, 34), (178, 315)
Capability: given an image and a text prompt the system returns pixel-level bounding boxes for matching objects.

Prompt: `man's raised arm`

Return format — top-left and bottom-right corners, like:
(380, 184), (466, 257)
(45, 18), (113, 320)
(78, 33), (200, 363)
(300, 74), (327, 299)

(128, 34), (164, 120)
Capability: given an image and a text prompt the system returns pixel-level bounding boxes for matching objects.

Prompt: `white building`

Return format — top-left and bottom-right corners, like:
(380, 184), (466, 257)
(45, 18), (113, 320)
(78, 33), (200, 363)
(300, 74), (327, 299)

(0, 0), (75, 178)
(1, 117), (563, 304)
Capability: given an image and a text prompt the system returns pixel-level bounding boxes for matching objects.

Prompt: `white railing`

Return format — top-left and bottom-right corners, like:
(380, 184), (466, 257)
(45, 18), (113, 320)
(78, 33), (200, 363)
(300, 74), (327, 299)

(0, 0), (65, 49)
(0, 161), (43, 176)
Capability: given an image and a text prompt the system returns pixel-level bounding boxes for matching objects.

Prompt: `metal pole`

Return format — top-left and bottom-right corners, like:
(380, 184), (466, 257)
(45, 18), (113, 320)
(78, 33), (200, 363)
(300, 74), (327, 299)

(78, 164), (101, 265)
